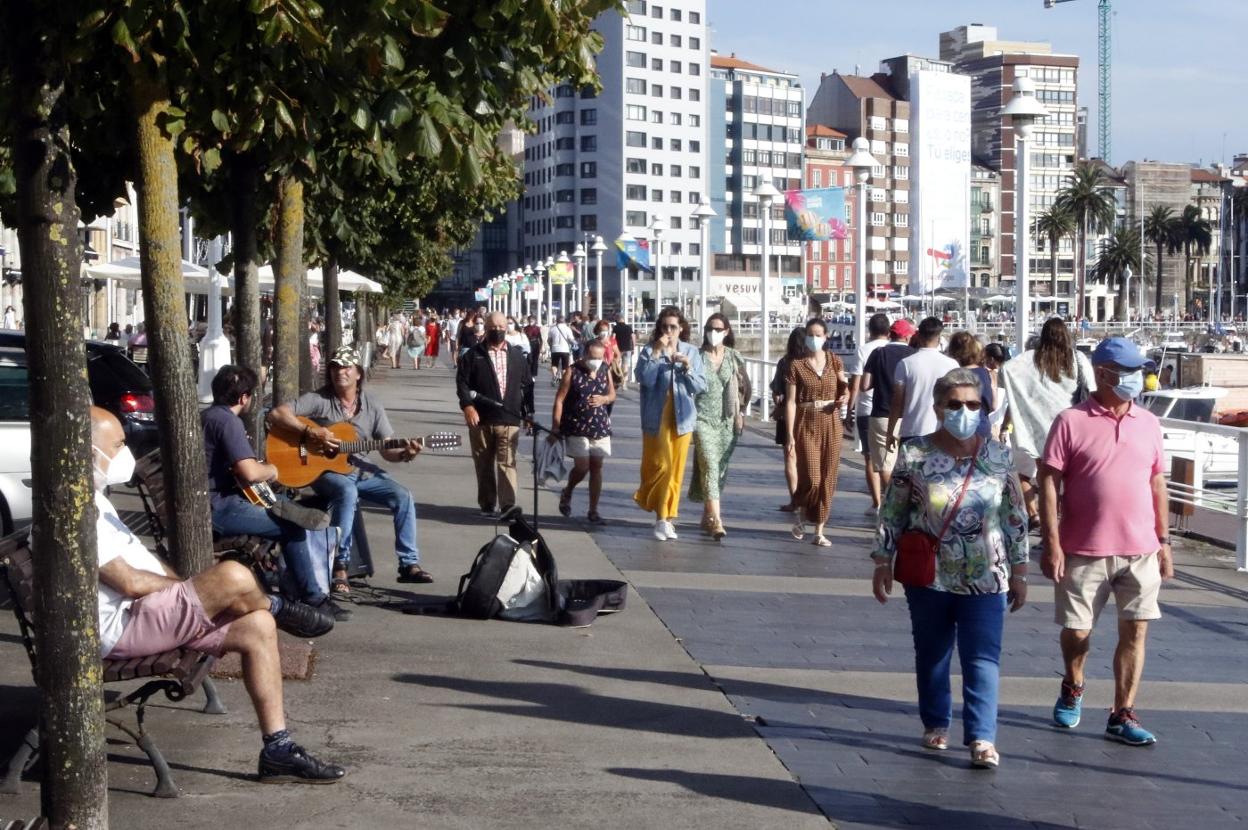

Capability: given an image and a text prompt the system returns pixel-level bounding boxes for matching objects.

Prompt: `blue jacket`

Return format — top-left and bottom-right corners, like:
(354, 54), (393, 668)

(635, 341), (707, 436)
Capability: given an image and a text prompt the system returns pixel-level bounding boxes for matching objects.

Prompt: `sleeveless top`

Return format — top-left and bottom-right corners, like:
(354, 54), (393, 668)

(561, 364), (611, 439)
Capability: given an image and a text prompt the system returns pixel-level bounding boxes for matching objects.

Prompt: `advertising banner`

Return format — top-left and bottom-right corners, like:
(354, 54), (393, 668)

(473, 289), (490, 302)
(784, 187), (849, 241)
(615, 236), (652, 272)
(491, 281), (510, 297)
(908, 70), (971, 293)
(548, 261), (574, 286)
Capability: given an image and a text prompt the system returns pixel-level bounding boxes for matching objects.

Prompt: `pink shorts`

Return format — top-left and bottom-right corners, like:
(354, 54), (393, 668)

(107, 580), (233, 660)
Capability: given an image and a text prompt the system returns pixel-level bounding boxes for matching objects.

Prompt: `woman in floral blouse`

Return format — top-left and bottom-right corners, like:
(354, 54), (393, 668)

(552, 338), (616, 524)
(870, 368), (1029, 770)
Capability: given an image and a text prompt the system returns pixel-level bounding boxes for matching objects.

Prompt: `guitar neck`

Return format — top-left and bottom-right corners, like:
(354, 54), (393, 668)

(339, 437), (409, 455)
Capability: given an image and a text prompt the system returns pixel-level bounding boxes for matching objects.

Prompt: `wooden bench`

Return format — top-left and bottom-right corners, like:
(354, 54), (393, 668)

(0, 533), (226, 799)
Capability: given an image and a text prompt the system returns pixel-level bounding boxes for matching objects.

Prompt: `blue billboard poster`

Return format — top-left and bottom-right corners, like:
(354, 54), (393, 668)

(785, 187), (848, 241)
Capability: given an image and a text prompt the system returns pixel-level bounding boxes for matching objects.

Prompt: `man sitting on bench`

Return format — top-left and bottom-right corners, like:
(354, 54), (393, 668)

(91, 406), (345, 784)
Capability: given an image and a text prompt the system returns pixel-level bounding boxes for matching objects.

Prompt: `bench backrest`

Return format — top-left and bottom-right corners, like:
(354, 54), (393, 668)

(132, 450), (168, 551)
(0, 531), (39, 673)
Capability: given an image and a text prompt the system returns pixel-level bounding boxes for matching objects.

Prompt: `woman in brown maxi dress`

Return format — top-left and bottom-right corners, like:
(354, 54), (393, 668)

(784, 318), (848, 547)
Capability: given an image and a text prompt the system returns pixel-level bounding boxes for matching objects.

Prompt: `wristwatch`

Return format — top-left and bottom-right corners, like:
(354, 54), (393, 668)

(1158, 536), (1170, 545)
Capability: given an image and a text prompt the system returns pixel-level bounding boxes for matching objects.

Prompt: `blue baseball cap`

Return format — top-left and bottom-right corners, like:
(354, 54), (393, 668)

(1091, 337), (1155, 370)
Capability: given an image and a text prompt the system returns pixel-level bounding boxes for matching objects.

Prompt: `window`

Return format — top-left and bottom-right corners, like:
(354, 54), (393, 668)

(671, 34), (682, 47)
(690, 140), (700, 152)
(810, 170), (822, 188)
(894, 166), (909, 179)
(670, 61), (682, 73)
(651, 31), (662, 45)
(743, 227), (760, 244)
(579, 109), (596, 126)
(626, 130), (647, 147)
(869, 116), (887, 131)
(689, 191), (700, 203)
(556, 163), (574, 176)
(556, 189), (574, 203)
(690, 36), (700, 49)
(669, 242), (682, 254)
(671, 165), (682, 177)
(626, 184), (647, 200)
(870, 212), (886, 226)
(689, 88), (700, 102)
(689, 114), (700, 126)
(786, 100), (801, 117)
(651, 84), (663, 97)
(894, 190), (909, 203)
(743, 202), (759, 218)
(870, 139), (887, 154)
(626, 0), (646, 13)
(671, 87), (682, 100)
(555, 111), (573, 124)
(626, 25), (647, 41)
(669, 112), (682, 125)
(651, 136), (663, 150)
(893, 118), (909, 133)
(742, 148), (757, 165)
(742, 174), (758, 189)
(581, 215), (598, 231)
(691, 243), (701, 256)
(871, 164), (886, 177)
(650, 109), (663, 123)
(651, 57), (663, 71)
(894, 213), (909, 226)
(627, 210), (648, 226)
(667, 138), (680, 152)
(555, 137), (573, 150)
(626, 77), (646, 94)
(689, 63), (700, 76)
(651, 4), (662, 16)
(652, 189), (664, 202)
(556, 216), (575, 229)
(580, 135), (597, 152)
(690, 166), (700, 179)
(580, 162), (597, 178)
(556, 84), (575, 98)
(626, 104), (647, 121)
(690, 11), (700, 23)
(670, 8), (681, 20)
(670, 191), (682, 203)
(626, 51), (646, 68)
(651, 163), (663, 175)
(892, 260), (908, 274)
(758, 150), (772, 166)
(580, 188), (597, 205)
(869, 188), (885, 202)
(894, 143), (909, 157)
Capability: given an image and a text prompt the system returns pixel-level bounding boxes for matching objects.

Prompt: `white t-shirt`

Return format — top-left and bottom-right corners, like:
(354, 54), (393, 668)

(548, 324), (574, 354)
(848, 338), (889, 418)
(893, 347), (959, 438)
(95, 491), (167, 657)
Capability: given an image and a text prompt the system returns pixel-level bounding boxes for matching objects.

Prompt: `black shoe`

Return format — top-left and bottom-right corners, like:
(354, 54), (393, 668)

(274, 601), (334, 638)
(258, 743), (346, 784)
(313, 596), (353, 621)
(270, 499), (331, 531)
(396, 566), (435, 584)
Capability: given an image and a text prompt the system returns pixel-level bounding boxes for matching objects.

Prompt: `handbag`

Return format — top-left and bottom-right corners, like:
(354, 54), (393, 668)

(734, 352), (753, 415)
(1071, 353), (1089, 405)
(893, 445), (978, 588)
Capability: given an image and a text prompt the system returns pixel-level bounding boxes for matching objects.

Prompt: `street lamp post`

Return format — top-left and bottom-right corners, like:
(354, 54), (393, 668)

(557, 250), (570, 320)
(650, 216), (667, 311)
(1123, 265), (1132, 327)
(693, 198), (716, 327)
(754, 179), (782, 421)
(573, 243), (587, 317)
(544, 256), (555, 325)
(1001, 77), (1049, 354)
(845, 137), (881, 351)
(523, 265), (534, 320)
(591, 235), (607, 320)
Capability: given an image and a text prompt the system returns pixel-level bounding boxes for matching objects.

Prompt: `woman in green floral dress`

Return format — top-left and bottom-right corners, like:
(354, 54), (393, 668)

(690, 314), (746, 540)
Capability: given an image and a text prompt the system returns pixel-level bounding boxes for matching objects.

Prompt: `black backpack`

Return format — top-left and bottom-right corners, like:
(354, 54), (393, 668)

(452, 534), (528, 619)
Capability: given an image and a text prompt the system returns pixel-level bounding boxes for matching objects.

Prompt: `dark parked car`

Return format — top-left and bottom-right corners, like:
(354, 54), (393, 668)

(0, 330), (159, 458)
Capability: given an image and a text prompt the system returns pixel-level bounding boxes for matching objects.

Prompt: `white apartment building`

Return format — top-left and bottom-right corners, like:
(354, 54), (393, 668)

(521, 0), (709, 319)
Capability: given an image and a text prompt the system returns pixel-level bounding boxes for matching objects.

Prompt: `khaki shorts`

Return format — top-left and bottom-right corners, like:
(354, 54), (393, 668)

(867, 417), (899, 474)
(1055, 552), (1163, 629)
(566, 435), (611, 459)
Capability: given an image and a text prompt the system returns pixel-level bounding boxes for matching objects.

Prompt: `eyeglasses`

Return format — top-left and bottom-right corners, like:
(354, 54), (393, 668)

(945, 400), (983, 411)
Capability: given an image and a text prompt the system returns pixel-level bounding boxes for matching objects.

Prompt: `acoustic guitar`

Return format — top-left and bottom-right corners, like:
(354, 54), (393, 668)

(266, 416), (462, 488)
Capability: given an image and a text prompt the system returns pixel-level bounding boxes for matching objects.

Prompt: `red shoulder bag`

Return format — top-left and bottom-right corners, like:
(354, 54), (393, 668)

(893, 446), (978, 588)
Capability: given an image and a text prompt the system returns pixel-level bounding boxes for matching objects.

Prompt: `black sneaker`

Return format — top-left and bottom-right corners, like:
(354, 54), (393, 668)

(313, 596), (353, 621)
(258, 742), (346, 784)
(270, 499), (331, 531)
(273, 601), (334, 638)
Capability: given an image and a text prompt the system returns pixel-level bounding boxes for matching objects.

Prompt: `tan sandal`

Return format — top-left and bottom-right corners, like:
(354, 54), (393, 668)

(970, 740), (999, 768)
(710, 517), (727, 541)
(921, 728), (949, 751)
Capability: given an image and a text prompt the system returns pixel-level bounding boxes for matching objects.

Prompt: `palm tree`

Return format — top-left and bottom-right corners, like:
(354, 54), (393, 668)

(1034, 205), (1076, 300)
(1093, 226), (1143, 321)
(1143, 205), (1179, 316)
(1055, 162), (1117, 320)
(1171, 204), (1213, 312)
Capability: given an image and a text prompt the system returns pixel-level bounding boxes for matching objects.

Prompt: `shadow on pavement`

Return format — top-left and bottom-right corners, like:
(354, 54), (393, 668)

(607, 767), (823, 815)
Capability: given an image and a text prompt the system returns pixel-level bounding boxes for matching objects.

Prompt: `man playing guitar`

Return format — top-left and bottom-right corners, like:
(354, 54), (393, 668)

(266, 346), (433, 593)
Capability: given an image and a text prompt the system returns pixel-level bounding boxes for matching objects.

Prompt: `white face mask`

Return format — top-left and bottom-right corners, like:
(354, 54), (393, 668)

(707, 330), (727, 347)
(507, 322), (517, 331)
(806, 335), (826, 353)
(474, 323), (485, 334)
(597, 331), (609, 340)
(92, 444), (136, 490)
(586, 359), (604, 373)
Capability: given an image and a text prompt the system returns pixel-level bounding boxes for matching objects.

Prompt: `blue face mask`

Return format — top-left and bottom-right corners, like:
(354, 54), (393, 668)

(943, 407), (980, 440)
(1112, 370), (1144, 401)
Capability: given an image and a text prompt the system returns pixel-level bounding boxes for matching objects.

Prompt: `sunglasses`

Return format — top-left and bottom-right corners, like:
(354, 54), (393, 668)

(945, 400), (983, 411)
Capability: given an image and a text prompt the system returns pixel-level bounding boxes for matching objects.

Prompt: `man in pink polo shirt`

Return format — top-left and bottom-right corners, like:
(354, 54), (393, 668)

(1039, 337), (1173, 746)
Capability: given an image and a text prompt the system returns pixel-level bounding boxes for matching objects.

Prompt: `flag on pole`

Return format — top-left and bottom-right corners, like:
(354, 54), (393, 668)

(784, 187), (849, 241)
(615, 236), (652, 272)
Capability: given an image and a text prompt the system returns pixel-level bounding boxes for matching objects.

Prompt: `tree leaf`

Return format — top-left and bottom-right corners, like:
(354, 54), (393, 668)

(349, 101), (371, 132)
(111, 18), (139, 62)
(210, 109), (229, 133)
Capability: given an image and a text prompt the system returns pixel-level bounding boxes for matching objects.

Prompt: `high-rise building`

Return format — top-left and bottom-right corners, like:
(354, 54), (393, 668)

(969, 162), (1002, 289)
(708, 52), (804, 293)
(520, 0), (709, 319)
(807, 68), (913, 294)
(939, 25), (1079, 301)
(802, 126), (856, 301)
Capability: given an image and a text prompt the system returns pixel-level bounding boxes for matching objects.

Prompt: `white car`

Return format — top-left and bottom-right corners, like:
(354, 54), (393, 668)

(0, 347), (33, 534)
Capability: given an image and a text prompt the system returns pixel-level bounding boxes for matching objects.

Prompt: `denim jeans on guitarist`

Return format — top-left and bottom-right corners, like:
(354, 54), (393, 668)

(903, 586), (1007, 746)
(310, 464), (419, 573)
(211, 494), (323, 605)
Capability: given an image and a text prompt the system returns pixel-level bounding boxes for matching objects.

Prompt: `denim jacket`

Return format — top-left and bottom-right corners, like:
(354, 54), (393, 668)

(635, 341), (707, 436)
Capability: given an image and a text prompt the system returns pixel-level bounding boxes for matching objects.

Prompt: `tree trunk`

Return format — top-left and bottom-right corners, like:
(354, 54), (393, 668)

(3, 5), (108, 823)
(1076, 218), (1088, 320)
(1184, 245), (1193, 312)
(273, 176), (305, 406)
(1049, 235), (1059, 301)
(130, 67), (213, 575)
(1154, 242), (1164, 315)
(1114, 273), (1128, 321)
(298, 298), (314, 394)
(228, 153), (264, 442)
(323, 251), (342, 361)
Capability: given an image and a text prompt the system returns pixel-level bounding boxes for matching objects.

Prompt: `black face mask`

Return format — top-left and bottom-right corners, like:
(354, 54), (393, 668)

(486, 329), (507, 346)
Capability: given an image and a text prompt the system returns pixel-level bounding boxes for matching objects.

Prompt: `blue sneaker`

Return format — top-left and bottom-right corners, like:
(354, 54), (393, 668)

(1053, 679), (1084, 728)
(1105, 707), (1156, 746)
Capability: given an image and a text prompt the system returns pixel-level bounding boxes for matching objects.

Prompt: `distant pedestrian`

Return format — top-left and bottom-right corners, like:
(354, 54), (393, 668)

(386, 313), (407, 369)
(689, 314), (746, 541)
(887, 317), (958, 449)
(552, 338), (616, 524)
(634, 306), (706, 542)
(982, 343), (1010, 440)
(523, 315), (543, 380)
(405, 317), (426, 369)
(1039, 337), (1172, 746)
(613, 313), (635, 390)
(945, 331), (992, 439)
(845, 313), (892, 513)
(770, 328), (806, 512)
(872, 368), (1030, 769)
(2, 305), (16, 330)
(784, 318), (848, 547)
(458, 313), (483, 361)
(547, 315), (575, 386)
(862, 319), (916, 493)
(422, 313), (440, 368)
(504, 315), (530, 356)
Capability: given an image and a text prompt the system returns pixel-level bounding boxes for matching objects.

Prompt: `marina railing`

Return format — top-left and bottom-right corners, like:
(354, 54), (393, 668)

(1161, 416), (1248, 570)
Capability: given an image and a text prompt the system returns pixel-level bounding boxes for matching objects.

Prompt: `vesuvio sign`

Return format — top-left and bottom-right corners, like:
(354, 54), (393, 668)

(908, 70), (971, 293)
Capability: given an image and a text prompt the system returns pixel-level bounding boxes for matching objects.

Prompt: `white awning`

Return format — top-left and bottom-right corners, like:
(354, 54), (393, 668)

(86, 255), (209, 285)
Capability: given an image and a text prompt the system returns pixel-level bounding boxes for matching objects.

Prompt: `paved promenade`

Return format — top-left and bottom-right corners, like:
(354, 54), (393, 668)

(2, 358), (1246, 829)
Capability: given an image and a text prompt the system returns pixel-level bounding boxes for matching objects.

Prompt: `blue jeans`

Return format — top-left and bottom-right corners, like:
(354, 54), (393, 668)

(903, 587), (1007, 745)
(310, 468), (419, 572)
(211, 495), (322, 605)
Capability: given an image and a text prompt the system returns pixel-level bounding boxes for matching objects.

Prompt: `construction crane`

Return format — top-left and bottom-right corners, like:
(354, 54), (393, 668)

(1044, 0), (1111, 162)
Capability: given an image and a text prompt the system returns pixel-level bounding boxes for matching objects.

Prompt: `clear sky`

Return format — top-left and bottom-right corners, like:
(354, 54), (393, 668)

(706, 0), (1248, 168)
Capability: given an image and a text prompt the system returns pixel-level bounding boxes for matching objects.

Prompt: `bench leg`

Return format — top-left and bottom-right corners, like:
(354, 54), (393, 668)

(137, 733), (178, 799)
(201, 678), (228, 715)
(1, 726), (39, 794)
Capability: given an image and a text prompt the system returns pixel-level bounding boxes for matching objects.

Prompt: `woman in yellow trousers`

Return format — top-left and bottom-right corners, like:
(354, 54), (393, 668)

(634, 306), (707, 542)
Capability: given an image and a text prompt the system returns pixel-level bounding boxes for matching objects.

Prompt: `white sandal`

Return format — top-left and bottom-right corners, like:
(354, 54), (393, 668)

(790, 515), (806, 541)
(921, 728), (949, 751)
(970, 740), (999, 768)
(811, 534), (831, 547)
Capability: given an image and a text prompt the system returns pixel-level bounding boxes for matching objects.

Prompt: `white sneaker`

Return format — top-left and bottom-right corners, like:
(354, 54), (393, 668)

(664, 521), (678, 540)
(653, 520), (668, 541)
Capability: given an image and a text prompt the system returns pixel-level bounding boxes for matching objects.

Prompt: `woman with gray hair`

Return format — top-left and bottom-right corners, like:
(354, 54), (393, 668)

(871, 368), (1030, 769)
